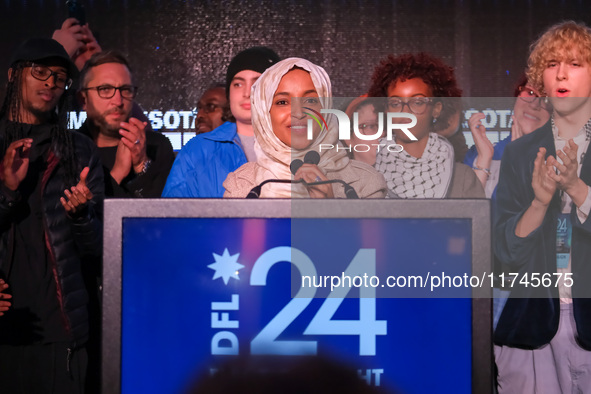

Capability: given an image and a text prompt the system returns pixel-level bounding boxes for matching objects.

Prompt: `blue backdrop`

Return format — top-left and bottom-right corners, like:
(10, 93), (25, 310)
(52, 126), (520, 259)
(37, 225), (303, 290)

(122, 217), (473, 393)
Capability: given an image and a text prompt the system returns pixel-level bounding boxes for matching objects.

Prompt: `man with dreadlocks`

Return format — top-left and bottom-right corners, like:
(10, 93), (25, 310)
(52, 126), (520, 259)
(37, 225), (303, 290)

(0, 38), (103, 393)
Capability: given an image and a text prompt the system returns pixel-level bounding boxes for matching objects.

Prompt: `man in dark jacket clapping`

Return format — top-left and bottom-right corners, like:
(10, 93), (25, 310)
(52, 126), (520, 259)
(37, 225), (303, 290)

(0, 38), (104, 394)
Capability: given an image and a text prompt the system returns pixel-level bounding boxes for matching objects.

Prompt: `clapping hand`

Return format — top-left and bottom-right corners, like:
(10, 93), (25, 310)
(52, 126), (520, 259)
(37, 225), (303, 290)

(119, 118), (149, 174)
(545, 140), (589, 206)
(531, 147), (557, 208)
(1, 138), (32, 191)
(468, 113), (494, 164)
(0, 279), (12, 317)
(61, 167), (93, 215)
(110, 118), (149, 183)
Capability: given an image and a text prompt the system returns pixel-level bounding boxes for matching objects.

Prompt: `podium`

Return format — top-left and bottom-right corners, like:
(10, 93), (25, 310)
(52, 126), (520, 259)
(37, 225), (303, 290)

(103, 199), (492, 393)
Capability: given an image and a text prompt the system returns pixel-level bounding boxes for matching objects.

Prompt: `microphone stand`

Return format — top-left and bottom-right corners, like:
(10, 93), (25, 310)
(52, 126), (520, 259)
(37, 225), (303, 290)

(246, 179), (359, 199)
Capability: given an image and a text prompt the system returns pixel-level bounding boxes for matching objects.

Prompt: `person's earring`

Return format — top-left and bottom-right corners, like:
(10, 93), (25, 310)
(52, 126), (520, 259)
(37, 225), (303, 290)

(432, 117), (438, 124)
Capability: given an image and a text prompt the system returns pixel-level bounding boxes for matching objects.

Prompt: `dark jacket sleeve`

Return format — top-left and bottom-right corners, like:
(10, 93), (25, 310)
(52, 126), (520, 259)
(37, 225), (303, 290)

(68, 139), (104, 259)
(0, 183), (21, 228)
(492, 127), (562, 349)
(572, 161), (591, 235)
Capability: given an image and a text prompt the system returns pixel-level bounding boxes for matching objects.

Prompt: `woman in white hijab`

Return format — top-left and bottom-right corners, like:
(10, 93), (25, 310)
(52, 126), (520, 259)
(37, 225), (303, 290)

(223, 58), (386, 198)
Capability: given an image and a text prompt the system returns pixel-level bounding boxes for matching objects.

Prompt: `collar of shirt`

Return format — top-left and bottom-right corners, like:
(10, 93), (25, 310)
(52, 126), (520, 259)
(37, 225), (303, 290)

(552, 116), (591, 165)
(551, 116), (591, 143)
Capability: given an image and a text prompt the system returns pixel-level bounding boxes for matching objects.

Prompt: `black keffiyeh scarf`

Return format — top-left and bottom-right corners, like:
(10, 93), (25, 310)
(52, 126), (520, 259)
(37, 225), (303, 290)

(375, 133), (454, 198)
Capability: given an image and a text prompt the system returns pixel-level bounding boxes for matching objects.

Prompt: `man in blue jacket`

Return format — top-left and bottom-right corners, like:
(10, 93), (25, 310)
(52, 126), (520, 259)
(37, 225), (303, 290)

(494, 21), (591, 393)
(162, 46), (279, 197)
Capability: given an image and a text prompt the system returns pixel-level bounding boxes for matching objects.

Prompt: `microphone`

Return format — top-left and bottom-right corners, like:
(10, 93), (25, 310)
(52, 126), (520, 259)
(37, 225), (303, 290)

(304, 150), (320, 165)
(342, 183), (359, 199)
(248, 150), (358, 198)
(245, 184), (263, 199)
(290, 150), (320, 175)
(299, 150), (357, 197)
(290, 159), (303, 175)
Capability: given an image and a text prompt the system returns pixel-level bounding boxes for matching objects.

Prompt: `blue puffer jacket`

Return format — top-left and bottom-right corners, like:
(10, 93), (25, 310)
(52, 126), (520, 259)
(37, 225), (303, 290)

(162, 122), (247, 198)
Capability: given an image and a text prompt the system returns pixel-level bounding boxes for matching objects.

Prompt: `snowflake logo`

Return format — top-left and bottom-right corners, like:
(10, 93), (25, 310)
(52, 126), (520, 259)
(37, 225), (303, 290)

(208, 249), (245, 285)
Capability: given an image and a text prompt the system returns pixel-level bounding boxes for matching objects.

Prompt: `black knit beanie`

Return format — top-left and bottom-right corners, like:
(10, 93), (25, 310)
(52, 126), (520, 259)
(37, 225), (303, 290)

(225, 46), (280, 97)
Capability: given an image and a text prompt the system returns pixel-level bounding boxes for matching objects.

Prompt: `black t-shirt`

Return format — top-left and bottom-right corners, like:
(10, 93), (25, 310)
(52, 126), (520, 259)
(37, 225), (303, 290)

(0, 123), (70, 344)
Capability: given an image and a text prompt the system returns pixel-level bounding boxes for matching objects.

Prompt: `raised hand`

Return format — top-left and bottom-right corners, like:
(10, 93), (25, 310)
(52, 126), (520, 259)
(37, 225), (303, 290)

(467, 113), (494, 187)
(110, 140), (132, 184)
(52, 18), (86, 58)
(1, 138), (32, 191)
(60, 167), (94, 215)
(468, 112), (494, 164)
(73, 24), (102, 71)
(546, 139), (589, 206)
(531, 147), (557, 208)
(118, 118), (149, 174)
(515, 148), (558, 237)
(546, 140), (580, 192)
(0, 279), (11, 317)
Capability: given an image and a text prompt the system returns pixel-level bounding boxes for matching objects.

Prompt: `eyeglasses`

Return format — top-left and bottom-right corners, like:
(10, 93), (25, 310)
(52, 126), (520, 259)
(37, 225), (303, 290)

(387, 97), (433, 115)
(517, 85), (552, 111)
(196, 103), (222, 114)
(28, 63), (72, 90)
(82, 85), (138, 99)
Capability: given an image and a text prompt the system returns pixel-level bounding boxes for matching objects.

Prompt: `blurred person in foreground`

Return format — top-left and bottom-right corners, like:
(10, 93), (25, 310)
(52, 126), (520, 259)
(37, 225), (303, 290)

(189, 356), (391, 394)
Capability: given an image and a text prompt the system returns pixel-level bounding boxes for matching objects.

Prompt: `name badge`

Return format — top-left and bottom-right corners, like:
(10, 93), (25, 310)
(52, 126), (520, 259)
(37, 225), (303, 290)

(556, 213), (572, 269)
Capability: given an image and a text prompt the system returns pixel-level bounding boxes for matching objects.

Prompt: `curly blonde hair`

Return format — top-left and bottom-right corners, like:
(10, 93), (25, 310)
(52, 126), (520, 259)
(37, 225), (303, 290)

(527, 21), (591, 95)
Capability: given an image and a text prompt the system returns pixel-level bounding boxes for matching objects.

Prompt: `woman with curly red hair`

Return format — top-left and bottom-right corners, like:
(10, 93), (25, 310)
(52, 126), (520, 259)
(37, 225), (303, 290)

(368, 52), (483, 198)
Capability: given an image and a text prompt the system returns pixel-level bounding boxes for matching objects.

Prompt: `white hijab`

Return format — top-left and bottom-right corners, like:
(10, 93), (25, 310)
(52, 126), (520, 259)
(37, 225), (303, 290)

(250, 57), (349, 197)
